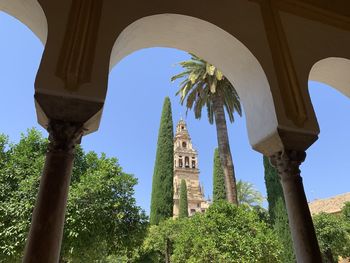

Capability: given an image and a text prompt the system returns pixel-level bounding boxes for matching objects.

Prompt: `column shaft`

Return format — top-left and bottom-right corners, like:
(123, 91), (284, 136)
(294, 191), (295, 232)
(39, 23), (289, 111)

(23, 152), (74, 263)
(271, 150), (322, 263)
(23, 121), (83, 263)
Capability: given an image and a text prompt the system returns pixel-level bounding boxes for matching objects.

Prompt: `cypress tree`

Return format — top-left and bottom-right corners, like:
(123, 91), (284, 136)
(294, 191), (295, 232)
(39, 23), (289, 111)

(179, 179), (189, 218)
(213, 148), (226, 202)
(150, 97), (174, 225)
(263, 156), (295, 262)
(263, 156), (284, 223)
(274, 198), (296, 263)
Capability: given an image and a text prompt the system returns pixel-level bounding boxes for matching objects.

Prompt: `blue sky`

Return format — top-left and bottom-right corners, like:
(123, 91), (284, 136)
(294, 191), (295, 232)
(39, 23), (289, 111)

(1, 12), (349, 214)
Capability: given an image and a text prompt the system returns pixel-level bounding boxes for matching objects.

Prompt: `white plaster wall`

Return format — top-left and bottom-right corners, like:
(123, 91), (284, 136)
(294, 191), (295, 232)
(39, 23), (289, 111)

(0, 0), (47, 44)
(309, 57), (350, 99)
(110, 14), (278, 149)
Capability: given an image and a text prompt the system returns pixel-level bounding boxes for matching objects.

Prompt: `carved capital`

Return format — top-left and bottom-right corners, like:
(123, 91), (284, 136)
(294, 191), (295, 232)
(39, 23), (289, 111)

(270, 150), (306, 181)
(47, 120), (84, 153)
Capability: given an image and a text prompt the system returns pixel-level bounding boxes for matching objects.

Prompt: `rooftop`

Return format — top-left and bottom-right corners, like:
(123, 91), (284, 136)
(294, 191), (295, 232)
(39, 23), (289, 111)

(308, 192), (350, 215)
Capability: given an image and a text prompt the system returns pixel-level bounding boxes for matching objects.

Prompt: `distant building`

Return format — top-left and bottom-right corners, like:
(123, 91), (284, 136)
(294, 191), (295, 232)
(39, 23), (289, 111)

(309, 193), (350, 263)
(308, 192), (350, 215)
(173, 119), (210, 218)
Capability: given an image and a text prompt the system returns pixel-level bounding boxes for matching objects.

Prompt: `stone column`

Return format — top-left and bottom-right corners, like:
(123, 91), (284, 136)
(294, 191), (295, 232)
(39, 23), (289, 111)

(23, 120), (83, 263)
(270, 150), (322, 263)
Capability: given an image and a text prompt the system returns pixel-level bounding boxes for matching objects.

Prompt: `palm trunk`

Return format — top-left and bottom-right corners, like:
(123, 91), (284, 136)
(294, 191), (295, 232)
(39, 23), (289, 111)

(212, 94), (238, 205)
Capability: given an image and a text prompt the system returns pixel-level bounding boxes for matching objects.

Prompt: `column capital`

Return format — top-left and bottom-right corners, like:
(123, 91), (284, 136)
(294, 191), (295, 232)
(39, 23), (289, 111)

(47, 120), (84, 153)
(269, 149), (322, 261)
(270, 150), (306, 180)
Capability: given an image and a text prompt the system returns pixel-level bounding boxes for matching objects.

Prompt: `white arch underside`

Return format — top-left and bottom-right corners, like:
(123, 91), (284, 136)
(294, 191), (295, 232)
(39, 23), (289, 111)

(309, 57), (350, 99)
(0, 0), (47, 44)
(110, 14), (277, 148)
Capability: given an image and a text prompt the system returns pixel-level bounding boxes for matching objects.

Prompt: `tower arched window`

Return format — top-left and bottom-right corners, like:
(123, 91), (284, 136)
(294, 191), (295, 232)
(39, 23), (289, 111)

(182, 141), (187, 148)
(185, 156), (189, 168)
(192, 160), (196, 168)
(179, 157), (183, 168)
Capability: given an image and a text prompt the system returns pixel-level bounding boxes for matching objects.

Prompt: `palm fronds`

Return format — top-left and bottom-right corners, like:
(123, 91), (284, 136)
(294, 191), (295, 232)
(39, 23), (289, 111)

(172, 54), (241, 124)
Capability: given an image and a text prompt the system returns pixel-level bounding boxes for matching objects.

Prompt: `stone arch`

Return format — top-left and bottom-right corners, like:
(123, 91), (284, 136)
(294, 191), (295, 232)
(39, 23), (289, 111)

(109, 14), (278, 149)
(309, 57), (350, 99)
(0, 0), (47, 44)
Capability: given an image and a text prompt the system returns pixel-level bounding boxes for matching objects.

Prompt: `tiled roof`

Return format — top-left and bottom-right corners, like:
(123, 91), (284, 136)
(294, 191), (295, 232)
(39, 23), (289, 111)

(308, 192), (350, 215)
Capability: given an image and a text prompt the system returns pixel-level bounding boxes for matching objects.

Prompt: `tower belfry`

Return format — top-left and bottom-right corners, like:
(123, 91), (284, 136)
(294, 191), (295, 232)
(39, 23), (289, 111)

(173, 119), (209, 217)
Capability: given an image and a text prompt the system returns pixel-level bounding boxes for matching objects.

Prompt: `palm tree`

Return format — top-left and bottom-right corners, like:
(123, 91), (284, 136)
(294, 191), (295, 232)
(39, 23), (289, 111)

(237, 180), (264, 207)
(171, 54), (242, 204)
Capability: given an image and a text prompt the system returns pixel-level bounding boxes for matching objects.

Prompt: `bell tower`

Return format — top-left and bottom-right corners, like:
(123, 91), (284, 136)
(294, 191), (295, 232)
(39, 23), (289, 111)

(173, 119), (209, 217)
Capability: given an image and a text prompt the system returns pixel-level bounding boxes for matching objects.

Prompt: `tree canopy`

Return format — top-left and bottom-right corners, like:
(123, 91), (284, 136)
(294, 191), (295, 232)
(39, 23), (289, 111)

(141, 201), (282, 263)
(342, 202), (350, 220)
(313, 212), (350, 263)
(0, 129), (148, 262)
(237, 180), (264, 207)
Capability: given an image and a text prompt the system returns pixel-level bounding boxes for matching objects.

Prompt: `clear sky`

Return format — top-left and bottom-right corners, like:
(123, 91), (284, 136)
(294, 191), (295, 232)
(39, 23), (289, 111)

(1, 12), (349, 215)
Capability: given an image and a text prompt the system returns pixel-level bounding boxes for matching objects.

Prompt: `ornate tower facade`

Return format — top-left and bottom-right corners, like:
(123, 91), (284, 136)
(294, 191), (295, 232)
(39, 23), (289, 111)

(173, 119), (209, 217)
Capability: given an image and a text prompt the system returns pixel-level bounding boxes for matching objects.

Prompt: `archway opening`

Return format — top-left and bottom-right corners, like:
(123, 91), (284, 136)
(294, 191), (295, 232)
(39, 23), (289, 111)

(109, 14), (277, 150)
(305, 57), (350, 202)
(0, 11), (46, 139)
(86, 16), (277, 215)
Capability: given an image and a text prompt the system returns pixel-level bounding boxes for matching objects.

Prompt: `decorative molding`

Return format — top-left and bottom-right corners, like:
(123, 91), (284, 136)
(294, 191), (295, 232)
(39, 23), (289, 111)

(276, 0), (350, 32)
(250, 0), (350, 31)
(56, 0), (103, 91)
(254, 0), (308, 127)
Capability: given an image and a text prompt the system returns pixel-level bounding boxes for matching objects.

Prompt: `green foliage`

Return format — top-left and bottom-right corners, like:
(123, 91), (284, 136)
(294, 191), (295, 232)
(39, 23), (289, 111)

(0, 129), (148, 262)
(140, 219), (184, 262)
(143, 202), (282, 263)
(263, 156), (284, 223)
(212, 148), (226, 202)
(179, 179), (189, 218)
(313, 212), (350, 263)
(150, 97), (174, 225)
(253, 206), (270, 224)
(237, 180), (264, 207)
(263, 156), (295, 262)
(213, 148), (263, 207)
(342, 202), (350, 220)
(273, 198), (296, 263)
(0, 129), (47, 262)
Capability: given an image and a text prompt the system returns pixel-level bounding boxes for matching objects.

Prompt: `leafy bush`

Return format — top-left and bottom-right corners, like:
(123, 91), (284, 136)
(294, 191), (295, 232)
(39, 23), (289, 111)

(313, 212), (350, 263)
(141, 201), (282, 263)
(0, 129), (148, 262)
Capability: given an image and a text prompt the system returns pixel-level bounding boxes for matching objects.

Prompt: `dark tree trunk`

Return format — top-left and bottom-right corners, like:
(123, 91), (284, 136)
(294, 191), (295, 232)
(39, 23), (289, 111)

(324, 249), (335, 263)
(212, 95), (238, 204)
(165, 238), (171, 263)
